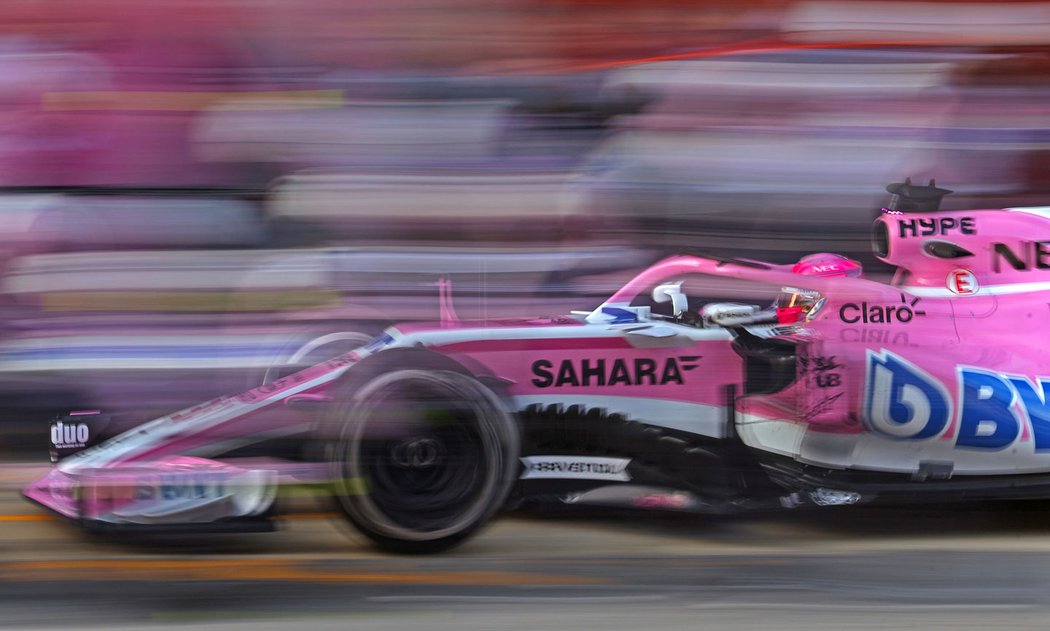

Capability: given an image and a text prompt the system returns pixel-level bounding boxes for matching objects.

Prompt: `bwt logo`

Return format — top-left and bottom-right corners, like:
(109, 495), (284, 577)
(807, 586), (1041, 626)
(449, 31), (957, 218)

(865, 351), (1050, 450)
(133, 475), (228, 501)
(50, 422), (89, 449)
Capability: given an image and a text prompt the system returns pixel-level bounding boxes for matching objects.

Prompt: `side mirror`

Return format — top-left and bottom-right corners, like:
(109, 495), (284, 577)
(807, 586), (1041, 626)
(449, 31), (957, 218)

(652, 282), (687, 317)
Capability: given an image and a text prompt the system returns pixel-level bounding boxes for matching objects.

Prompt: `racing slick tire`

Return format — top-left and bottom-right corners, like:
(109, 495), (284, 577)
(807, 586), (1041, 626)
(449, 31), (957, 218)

(327, 366), (519, 554)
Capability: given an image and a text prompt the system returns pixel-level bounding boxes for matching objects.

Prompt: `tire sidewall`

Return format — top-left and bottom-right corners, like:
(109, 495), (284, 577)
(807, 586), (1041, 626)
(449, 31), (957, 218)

(326, 359), (519, 553)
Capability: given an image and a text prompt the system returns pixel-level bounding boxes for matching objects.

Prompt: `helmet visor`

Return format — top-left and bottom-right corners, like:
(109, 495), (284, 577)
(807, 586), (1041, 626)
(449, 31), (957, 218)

(775, 287), (824, 324)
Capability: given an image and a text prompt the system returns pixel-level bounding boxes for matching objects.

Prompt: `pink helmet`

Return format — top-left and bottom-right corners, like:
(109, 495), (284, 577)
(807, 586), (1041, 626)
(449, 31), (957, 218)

(777, 253), (863, 324)
(790, 253), (863, 279)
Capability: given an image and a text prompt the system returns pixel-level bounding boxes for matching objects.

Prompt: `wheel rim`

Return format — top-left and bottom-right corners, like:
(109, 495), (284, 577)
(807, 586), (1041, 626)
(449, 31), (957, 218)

(336, 371), (507, 541)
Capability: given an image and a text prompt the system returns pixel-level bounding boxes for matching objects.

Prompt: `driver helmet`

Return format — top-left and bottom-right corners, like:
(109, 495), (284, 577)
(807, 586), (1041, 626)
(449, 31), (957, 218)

(776, 253), (863, 325)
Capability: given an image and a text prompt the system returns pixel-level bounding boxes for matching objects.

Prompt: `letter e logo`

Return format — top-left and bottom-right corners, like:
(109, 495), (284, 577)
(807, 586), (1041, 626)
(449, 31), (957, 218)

(947, 269), (979, 295)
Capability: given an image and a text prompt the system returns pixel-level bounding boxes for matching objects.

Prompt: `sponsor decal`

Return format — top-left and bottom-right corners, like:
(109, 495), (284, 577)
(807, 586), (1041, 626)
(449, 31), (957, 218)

(866, 352), (951, 439)
(864, 350), (1050, 450)
(50, 421), (89, 449)
(947, 269), (979, 295)
(133, 474), (229, 501)
(530, 356), (701, 388)
(810, 355), (842, 389)
(798, 353), (852, 424)
(840, 328), (915, 347)
(992, 241), (1050, 272)
(801, 354), (839, 373)
(715, 307), (756, 319)
(520, 456), (631, 481)
(839, 294), (925, 324)
(800, 354), (843, 388)
(898, 216), (976, 238)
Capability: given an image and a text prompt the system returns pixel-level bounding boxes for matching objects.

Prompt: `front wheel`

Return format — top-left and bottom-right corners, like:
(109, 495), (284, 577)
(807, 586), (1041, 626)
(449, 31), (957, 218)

(327, 368), (519, 553)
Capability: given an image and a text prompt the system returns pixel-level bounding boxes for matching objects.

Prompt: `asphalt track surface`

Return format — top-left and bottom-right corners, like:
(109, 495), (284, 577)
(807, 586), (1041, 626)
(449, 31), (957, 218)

(5, 465), (1050, 630)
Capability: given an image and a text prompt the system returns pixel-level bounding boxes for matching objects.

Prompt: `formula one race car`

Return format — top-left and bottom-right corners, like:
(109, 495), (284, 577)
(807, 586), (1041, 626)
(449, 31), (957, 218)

(24, 181), (1050, 552)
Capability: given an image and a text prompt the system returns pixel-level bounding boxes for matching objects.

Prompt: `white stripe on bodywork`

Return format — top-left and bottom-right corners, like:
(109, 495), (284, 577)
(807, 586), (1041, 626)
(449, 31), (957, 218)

(1006, 207), (1050, 220)
(512, 394), (727, 439)
(737, 413), (807, 458)
(740, 411), (1050, 475)
(59, 321), (732, 472)
(392, 323), (734, 347)
(0, 356), (289, 372)
(57, 355), (364, 473)
(902, 281), (1050, 298)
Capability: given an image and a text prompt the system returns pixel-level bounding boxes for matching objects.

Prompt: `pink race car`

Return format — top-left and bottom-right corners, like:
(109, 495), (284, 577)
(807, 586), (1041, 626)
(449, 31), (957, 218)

(24, 180), (1050, 552)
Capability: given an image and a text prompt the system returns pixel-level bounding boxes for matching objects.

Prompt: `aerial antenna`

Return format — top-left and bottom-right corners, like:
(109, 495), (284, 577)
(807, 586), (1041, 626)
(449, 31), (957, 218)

(885, 178), (953, 213)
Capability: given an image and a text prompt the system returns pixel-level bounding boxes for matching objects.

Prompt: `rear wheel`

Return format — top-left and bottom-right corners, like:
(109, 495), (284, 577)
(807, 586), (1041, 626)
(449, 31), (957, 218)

(328, 368), (518, 553)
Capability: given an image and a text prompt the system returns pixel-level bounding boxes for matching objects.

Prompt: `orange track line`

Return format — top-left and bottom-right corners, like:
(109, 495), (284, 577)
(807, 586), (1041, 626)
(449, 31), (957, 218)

(530, 36), (1022, 74)
(0, 559), (612, 585)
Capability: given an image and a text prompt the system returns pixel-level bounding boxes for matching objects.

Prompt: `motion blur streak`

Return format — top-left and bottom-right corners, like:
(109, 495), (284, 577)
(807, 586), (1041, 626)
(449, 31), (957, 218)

(2, 0), (1050, 628)
(0, 512), (341, 521)
(42, 90), (346, 112)
(0, 559), (610, 585)
(0, 514), (51, 521)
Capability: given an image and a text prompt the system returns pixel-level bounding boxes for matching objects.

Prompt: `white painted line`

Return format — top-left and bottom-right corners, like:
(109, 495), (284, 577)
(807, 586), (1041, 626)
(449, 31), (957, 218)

(369, 595), (668, 604)
(685, 602), (1030, 611)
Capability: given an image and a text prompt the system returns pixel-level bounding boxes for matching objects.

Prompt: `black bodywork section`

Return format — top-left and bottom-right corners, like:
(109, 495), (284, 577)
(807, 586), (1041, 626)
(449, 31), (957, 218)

(512, 397), (782, 509)
(510, 330), (804, 508)
(731, 329), (797, 395)
(885, 178), (953, 213)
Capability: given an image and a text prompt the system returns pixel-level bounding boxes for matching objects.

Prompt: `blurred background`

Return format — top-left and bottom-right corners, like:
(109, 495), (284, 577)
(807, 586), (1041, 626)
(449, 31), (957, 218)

(1, 2), (1050, 627)
(0, 0), (1048, 451)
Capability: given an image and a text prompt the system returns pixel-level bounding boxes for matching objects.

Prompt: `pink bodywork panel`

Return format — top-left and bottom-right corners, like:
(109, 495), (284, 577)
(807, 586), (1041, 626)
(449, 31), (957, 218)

(24, 206), (1050, 518)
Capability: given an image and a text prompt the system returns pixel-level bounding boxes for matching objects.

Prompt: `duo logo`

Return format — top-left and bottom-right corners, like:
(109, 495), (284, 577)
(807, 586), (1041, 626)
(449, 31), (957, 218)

(865, 351), (1050, 450)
